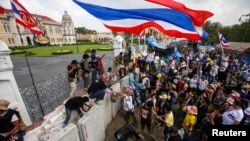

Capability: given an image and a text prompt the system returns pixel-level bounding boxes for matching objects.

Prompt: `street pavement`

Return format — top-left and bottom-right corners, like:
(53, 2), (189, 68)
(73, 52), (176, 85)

(11, 51), (114, 89)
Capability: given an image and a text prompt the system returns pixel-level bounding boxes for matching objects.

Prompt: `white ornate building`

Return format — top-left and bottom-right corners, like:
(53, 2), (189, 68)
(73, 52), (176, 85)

(0, 8), (113, 47)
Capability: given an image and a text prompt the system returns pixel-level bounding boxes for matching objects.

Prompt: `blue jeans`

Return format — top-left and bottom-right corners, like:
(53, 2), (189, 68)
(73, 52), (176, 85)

(89, 89), (105, 100)
(91, 68), (97, 82)
(63, 107), (83, 127)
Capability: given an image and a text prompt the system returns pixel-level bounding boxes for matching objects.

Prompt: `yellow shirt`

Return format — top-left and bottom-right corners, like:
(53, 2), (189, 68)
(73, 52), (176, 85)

(182, 113), (196, 131)
(164, 111), (174, 127)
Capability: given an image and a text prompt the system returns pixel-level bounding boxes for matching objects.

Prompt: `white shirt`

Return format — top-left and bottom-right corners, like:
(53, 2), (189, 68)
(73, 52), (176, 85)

(154, 55), (160, 64)
(189, 78), (197, 88)
(222, 109), (244, 125)
(219, 61), (228, 72)
(199, 80), (208, 90)
(141, 77), (150, 90)
(123, 95), (134, 111)
(146, 52), (155, 63)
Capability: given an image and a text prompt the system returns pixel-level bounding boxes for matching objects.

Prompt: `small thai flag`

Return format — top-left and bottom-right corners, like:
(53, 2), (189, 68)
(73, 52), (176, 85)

(218, 32), (229, 48)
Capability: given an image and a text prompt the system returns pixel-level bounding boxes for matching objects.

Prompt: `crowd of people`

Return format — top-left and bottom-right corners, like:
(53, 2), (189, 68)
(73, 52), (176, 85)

(64, 45), (250, 141)
(112, 45), (250, 141)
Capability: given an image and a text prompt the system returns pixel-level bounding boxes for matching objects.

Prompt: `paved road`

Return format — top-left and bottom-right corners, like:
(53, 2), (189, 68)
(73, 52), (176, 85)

(11, 51), (114, 89)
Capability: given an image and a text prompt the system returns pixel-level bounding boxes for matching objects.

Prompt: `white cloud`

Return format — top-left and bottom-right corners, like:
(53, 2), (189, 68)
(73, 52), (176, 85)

(1, 0), (249, 32)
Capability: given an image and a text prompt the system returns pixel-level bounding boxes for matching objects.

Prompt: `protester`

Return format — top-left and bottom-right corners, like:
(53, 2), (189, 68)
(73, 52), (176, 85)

(168, 126), (182, 141)
(114, 122), (144, 141)
(87, 74), (107, 105)
(0, 99), (24, 141)
(222, 98), (244, 125)
(67, 60), (79, 98)
(140, 100), (154, 134)
(63, 96), (90, 128)
(156, 105), (174, 140)
(182, 105), (197, 141)
(79, 53), (91, 89)
(118, 87), (137, 124)
(89, 49), (99, 82)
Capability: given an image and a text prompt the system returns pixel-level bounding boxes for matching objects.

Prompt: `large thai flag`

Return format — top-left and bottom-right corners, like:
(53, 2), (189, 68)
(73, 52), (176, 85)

(73, 0), (212, 40)
(218, 32), (229, 48)
(10, 0), (43, 35)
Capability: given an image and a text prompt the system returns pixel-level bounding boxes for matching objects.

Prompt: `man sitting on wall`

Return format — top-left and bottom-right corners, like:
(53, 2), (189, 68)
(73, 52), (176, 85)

(87, 74), (107, 105)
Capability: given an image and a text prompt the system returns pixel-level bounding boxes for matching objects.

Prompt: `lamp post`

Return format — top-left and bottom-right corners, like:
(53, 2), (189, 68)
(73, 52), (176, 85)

(75, 28), (79, 53)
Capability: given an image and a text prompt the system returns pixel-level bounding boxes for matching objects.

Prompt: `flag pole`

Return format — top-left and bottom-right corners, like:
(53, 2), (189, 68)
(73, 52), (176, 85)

(220, 43), (224, 56)
(16, 25), (45, 117)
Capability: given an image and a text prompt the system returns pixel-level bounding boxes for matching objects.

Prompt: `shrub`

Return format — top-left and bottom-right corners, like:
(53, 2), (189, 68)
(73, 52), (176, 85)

(52, 50), (73, 55)
(26, 52), (36, 56)
(10, 50), (26, 55)
(84, 49), (92, 53)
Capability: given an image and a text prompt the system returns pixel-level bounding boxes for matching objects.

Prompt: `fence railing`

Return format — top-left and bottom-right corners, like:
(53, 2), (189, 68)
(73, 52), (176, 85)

(19, 73), (72, 122)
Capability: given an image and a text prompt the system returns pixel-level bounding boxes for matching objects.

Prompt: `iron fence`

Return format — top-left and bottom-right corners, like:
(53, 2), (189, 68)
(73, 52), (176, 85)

(19, 73), (75, 122)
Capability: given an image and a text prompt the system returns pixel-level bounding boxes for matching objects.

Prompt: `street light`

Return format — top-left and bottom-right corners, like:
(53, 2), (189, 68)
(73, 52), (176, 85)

(75, 28), (79, 53)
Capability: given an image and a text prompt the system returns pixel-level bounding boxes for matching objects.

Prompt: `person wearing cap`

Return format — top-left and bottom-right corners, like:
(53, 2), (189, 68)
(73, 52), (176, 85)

(63, 96), (90, 128)
(114, 122), (144, 141)
(182, 105), (197, 141)
(156, 93), (172, 126)
(156, 105), (174, 141)
(87, 73), (107, 105)
(0, 99), (24, 141)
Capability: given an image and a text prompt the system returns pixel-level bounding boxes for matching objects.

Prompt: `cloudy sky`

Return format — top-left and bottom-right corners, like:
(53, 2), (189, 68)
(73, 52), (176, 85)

(1, 0), (249, 32)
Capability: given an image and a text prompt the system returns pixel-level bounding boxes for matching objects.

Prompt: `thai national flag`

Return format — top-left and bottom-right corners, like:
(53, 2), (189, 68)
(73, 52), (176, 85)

(73, 0), (213, 41)
(10, 0), (43, 35)
(0, 5), (4, 14)
(218, 32), (229, 48)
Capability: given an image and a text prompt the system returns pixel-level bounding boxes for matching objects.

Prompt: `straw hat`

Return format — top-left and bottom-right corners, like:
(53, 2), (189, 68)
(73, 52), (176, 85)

(206, 57), (211, 62)
(188, 92), (194, 97)
(171, 84), (176, 89)
(157, 73), (162, 78)
(187, 106), (198, 115)
(183, 83), (188, 89)
(210, 84), (218, 91)
(160, 94), (168, 100)
(0, 99), (10, 111)
(242, 85), (250, 89)
(244, 107), (250, 116)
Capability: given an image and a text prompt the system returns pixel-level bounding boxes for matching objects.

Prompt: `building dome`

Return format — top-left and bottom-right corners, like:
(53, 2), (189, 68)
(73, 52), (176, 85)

(62, 11), (72, 21)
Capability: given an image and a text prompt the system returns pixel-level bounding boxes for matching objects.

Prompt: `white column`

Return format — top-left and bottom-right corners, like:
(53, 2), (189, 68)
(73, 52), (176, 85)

(0, 39), (32, 125)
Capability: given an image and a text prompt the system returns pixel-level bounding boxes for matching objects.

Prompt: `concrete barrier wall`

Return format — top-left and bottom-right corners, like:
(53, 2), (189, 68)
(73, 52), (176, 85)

(24, 76), (129, 141)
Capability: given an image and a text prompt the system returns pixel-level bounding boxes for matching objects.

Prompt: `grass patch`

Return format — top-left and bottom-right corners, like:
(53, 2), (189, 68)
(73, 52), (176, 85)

(10, 44), (113, 57)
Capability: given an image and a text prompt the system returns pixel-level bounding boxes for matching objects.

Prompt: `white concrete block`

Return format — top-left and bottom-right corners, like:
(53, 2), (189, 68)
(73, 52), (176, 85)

(49, 123), (80, 141)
